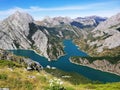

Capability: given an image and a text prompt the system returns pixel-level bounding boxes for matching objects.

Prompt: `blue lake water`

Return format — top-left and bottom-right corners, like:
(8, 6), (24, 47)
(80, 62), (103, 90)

(10, 40), (120, 83)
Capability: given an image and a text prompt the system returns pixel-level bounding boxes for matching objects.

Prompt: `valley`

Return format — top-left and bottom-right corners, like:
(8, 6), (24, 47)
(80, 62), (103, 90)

(0, 10), (120, 90)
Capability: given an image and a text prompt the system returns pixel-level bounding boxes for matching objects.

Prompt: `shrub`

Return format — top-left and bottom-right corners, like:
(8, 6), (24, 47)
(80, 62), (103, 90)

(0, 74), (8, 80)
(48, 78), (65, 90)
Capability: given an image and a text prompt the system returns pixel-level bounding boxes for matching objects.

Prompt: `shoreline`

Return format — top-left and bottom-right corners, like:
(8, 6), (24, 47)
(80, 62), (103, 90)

(11, 48), (66, 61)
(9, 48), (120, 76)
(69, 58), (120, 76)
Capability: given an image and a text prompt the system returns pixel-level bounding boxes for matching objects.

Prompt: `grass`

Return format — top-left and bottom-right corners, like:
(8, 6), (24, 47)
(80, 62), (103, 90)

(44, 68), (93, 85)
(0, 74), (8, 80)
(0, 60), (22, 68)
(0, 60), (120, 90)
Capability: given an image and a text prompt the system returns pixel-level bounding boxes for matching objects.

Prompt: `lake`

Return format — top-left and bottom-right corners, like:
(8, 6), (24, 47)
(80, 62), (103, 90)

(10, 40), (120, 83)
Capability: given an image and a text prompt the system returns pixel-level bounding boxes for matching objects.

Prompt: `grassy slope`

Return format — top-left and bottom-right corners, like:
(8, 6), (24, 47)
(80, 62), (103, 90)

(0, 60), (120, 90)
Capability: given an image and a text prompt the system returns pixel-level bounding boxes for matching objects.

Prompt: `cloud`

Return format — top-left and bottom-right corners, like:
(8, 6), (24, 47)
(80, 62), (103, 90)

(0, 2), (107, 14)
(0, 1), (119, 20)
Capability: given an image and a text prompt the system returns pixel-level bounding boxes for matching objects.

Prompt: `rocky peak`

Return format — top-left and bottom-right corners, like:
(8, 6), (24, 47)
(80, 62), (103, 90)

(2, 11), (34, 36)
(8, 11), (33, 23)
(93, 13), (120, 31)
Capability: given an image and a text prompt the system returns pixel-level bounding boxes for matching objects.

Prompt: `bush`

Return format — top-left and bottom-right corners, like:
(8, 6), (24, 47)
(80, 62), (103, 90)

(48, 78), (65, 90)
(0, 60), (21, 68)
(25, 81), (33, 90)
(0, 74), (8, 80)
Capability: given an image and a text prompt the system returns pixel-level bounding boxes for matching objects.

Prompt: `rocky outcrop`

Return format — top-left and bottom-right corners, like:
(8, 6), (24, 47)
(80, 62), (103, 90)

(70, 57), (120, 75)
(0, 49), (43, 71)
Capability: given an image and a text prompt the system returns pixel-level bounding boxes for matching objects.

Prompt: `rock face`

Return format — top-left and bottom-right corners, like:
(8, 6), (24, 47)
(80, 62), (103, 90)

(0, 11), (32, 49)
(32, 30), (48, 58)
(87, 13), (120, 53)
(70, 57), (120, 75)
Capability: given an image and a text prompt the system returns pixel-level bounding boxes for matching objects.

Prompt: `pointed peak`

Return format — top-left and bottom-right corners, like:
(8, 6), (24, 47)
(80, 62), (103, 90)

(13, 10), (28, 16)
(14, 10), (21, 14)
(6, 11), (34, 23)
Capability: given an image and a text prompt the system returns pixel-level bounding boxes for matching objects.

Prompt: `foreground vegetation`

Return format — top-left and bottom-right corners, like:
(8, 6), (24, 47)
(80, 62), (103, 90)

(0, 60), (120, 90)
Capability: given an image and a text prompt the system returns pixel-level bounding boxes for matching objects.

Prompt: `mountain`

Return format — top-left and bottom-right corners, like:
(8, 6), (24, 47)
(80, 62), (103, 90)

(71, 16), (107, 30)
(0, 11), (108, 60)
(73, 13), (120, 75)
(36, 16), (72, 27)
(75, 13), (120, 56)
(36, 16), (106, 30)
(0, 11), (60, 60)
(90, 13), (120, 54)
(0, 11), (90, 60)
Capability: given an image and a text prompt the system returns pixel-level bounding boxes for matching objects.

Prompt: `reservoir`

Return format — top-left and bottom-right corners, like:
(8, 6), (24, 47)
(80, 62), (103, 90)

(10, 40), (120, 82)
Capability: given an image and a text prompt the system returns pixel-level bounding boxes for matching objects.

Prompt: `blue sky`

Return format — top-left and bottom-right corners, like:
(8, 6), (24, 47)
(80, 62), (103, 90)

(0, 0), (120, 20)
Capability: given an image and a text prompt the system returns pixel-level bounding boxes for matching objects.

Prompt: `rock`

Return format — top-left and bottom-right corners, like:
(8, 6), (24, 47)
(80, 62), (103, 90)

(26, 60), (43, 72)
(88, 13), (120, 53)
(32, 30), (48, 58)
(0, 49), (43, 72)
(27, 75), (36, 79)
(46, 65), (51, 69)
(71, 57), (120, 75)
(51, 67), (56, 69)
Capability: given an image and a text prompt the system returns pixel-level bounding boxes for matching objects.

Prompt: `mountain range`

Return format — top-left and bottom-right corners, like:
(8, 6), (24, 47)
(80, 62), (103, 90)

(0, 11), (120, 74)
(0, 11), (107, 60)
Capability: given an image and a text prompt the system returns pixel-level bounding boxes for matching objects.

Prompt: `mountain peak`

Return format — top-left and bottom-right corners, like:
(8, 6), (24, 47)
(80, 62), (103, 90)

(14, 10), (22, 15)
(2, 11), (34, 36)
(7, 11), (34, 23)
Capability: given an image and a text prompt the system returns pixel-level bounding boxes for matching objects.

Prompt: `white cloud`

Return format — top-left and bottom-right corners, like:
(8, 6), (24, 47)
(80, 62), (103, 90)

(0, 2), (107, 14)
(0, 1), (119, 20)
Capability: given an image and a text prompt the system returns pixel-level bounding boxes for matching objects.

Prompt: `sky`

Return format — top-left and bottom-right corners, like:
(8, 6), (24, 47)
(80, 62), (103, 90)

(0, 0), (120, 20)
